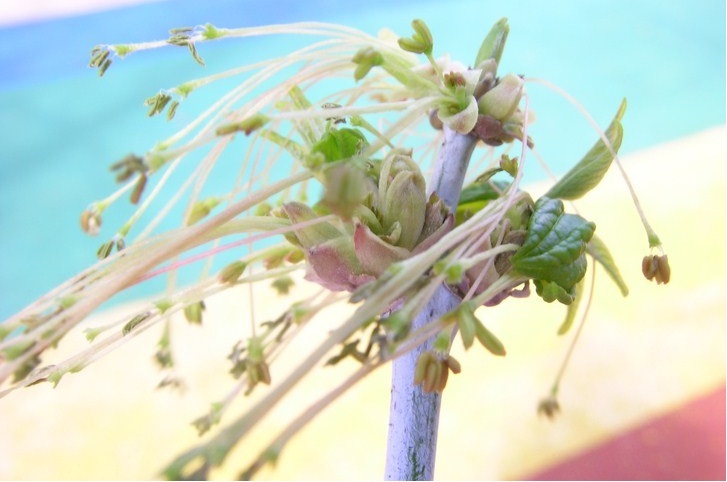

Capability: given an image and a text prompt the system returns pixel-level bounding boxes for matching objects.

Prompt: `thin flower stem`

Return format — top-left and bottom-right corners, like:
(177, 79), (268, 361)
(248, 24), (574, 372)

(241, 358), (380, 479)
(550, 264), (597, 397)
(526, 77), (661, 248)
(0, 170), (313, 385)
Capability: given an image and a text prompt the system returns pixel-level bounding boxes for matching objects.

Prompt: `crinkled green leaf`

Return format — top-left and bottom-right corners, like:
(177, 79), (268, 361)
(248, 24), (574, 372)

(512, 197), (595, 301)
(309, 127), (368, 163)
(545, 99), (626, 200)
(587, 234), (629, 296)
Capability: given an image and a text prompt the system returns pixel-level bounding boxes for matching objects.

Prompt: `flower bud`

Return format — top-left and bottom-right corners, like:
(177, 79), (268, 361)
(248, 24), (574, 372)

(218, 261), (247, 284)
(642, 254), (670, 284)
(184, 301), (205, 325)
(414, 352), (459, 394)
(422, 356), (442, 393)
(398, 19), (433, 55)
(478, 73), (524, 121)
(381, 169), (427, 250)
(187, 198), (221, 225)
(537, 395), (560, 420)
(80, 208), (102, 235)
(271, 276), (294, 295)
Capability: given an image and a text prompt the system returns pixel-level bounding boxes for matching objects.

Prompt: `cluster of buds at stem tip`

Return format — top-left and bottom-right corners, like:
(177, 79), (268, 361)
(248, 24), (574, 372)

(413, 17), (532, 147)
(642, 254), (670, 284)
(414, 351), (461, 394)
(280, 151), (453, 292)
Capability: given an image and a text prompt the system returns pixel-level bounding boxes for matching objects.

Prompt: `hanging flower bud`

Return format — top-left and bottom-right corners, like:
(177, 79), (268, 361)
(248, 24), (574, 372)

(642, 254), (671, 284)
(80, 207), (102, 235)
(537, 394), (560, 420)
(413, 351), (460, 394)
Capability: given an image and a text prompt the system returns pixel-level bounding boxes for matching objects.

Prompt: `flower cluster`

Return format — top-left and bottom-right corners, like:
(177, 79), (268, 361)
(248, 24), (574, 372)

(281, 151), (453, 292)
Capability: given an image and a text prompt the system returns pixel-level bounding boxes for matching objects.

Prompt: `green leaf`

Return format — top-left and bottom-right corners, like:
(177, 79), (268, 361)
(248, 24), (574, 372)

(512, 197), (595, 301)
(587, 234), (629, 296)
(557, 278), (584, 335)
(309, 127), (367, 163)
(456, 179), (508, 223)
(545, 99), (627, 200)
(474, 18), (509, 67)
(458, 179), (508, 205)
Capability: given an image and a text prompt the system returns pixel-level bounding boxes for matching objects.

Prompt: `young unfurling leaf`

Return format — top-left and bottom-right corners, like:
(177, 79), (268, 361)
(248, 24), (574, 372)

(545, 99), (626, 200)
(474, 17), (509, 68)
(586, 234), (629, 296)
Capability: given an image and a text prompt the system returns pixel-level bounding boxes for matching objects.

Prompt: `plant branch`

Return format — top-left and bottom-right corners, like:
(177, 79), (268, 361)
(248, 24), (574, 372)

(384, 127), (477, 480)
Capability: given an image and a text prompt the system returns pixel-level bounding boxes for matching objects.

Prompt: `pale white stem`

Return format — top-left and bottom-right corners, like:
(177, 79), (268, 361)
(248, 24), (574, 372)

(384, 127), (477, 480)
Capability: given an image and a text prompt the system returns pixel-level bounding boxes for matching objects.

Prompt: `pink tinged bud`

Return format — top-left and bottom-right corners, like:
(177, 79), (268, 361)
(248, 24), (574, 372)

(304, 237), (373, 292)
(353, 222), (410, 276)
(478, 73), (524, 121)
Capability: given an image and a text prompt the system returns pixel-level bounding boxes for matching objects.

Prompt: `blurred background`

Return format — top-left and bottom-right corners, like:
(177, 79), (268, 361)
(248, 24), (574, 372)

(0, 0), (724, 479)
